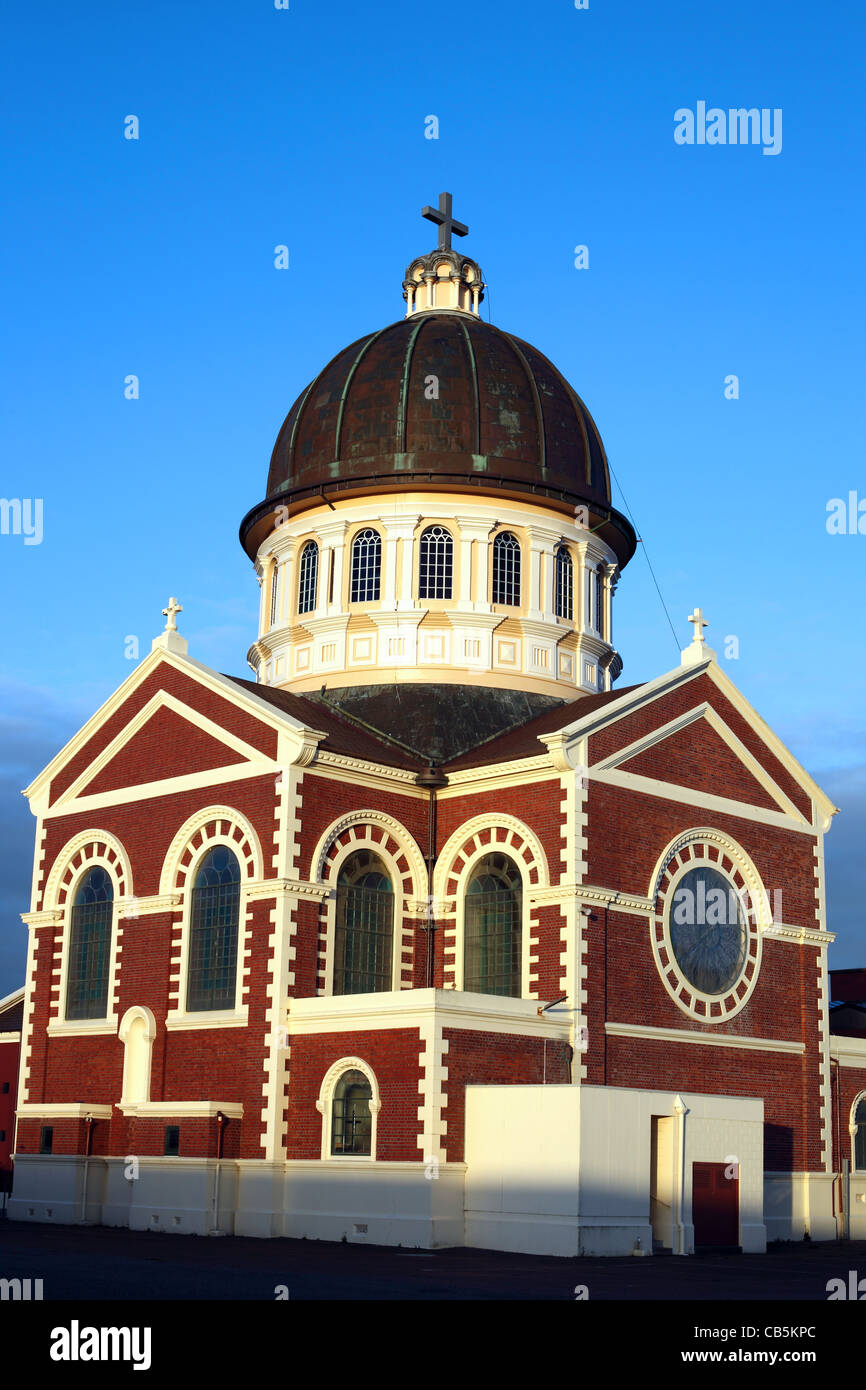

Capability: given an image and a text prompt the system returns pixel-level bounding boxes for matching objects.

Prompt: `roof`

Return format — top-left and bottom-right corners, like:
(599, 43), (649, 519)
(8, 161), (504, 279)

(223, 676), (427, 770)
(239, 313), (636, 568)
(443, 685), (646, 770)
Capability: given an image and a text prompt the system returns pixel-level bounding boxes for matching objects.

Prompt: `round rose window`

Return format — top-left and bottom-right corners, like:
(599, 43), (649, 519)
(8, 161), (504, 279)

(651, 837), (763, 1022)
(668, 865), (748, 996)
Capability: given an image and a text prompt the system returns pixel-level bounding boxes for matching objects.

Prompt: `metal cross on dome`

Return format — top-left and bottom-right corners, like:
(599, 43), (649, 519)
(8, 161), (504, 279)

(421, 191), (469, 250)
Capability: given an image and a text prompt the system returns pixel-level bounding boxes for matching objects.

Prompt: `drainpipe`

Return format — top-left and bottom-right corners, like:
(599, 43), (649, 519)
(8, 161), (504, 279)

(414, 764), (449, 989)
(209, 1111), (227, 1237)
(80, 1114), (94, 1223)
(673, 1094), (688, 1255)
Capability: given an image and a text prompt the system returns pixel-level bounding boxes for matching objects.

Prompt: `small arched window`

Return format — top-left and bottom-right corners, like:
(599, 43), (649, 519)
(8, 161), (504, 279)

(555, 545), (573, 620)
(350, 528), (382, 604)
(464, 852), (522, 997)
(331, 1069), (373, 1155)
(855, 1096), (866, 1171)
(66, 865), (113, 1021)
(418, 525), (453, 600)
(593, 567), (605, 638)
(187, 846), (241, 1013)
(298, 541), (319, 615)
(492, 532), (521, 606)
(334, 850), (394, 995)
(269, 564), (281, 628)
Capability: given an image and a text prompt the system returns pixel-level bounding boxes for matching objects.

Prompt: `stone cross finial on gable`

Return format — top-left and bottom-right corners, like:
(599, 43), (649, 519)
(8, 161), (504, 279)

(687, 607), (708, 643)
(162, 596), (183, 632)
(681, 606), (716, 668)
(152, 596), (188, 657)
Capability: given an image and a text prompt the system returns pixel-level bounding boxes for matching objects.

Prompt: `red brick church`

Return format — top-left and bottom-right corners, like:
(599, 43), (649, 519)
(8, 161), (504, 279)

(10, 196), (866, 1254)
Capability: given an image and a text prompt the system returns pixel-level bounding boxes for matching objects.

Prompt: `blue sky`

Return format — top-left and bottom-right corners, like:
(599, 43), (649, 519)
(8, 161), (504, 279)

(1, 0), (864, 994)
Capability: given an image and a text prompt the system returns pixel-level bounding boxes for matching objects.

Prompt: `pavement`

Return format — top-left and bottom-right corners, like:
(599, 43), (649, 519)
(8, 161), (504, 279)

(2, 1218), (865, 1300)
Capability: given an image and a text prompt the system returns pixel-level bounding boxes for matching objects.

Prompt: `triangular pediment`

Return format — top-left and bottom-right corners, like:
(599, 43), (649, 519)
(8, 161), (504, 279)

(610, 709), (783, 813)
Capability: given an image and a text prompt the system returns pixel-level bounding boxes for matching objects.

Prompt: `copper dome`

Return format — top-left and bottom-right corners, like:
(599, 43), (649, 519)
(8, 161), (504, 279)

(240, 312), (636, 565)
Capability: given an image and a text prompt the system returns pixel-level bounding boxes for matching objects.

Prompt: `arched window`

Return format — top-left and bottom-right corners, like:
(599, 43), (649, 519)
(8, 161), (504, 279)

(187, 846), (241, 1012)
(464, 852), (522, 997)
(555, 545), (573, 620)
(269, 564), (281, 628)
(350, 528), (382, 604)
(334, 850), (394, 995)
(331, 1069), (373, 1156)
(418, 525), (453, 600)
(66, 865), (113, 1021)
(593, 567), (605, 637)
(855, 1096), (866, 1171)
(297, 541), (319, 615)
(492, 531), (521, 606)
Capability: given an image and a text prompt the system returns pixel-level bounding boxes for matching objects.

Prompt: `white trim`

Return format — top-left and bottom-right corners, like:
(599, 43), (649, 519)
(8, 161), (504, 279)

(829, 1037), (866, 1067)
(116, 1101), (244, 1118)
(0, 987), (24, 1015)
(605, 1021), (806, 1054)
(309, 810), (427, 893)
(288, 987), (572, 1041)
(315, 1056), (381, 1160)
(16, 1103), (114, 1119)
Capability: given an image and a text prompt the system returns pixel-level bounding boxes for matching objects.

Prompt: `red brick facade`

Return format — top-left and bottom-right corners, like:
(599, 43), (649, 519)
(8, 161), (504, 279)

(13, 647), (856, 1192)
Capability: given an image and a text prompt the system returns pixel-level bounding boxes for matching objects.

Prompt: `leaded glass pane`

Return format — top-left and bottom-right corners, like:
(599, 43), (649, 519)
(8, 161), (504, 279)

(555, 546), (573, 620)
(492, 532), (521, 606)
(334, 850), (393, 995)
(331, 1069), (372, 1155)
(418, 525), (453, 600)
(269, 565), (280, 627)
(187, 846), (241, 1013)
(594, 569), (604, 637)
(668, 865), (748, 996)
(65, 865), (113, 1021)
(350, 528), (382, 604)
(298, 541), (319, 615)
(464, 853), (522, 997)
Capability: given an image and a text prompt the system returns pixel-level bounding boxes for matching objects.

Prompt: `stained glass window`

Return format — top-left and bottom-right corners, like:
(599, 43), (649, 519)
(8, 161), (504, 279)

(65, 865), (113, 1021)
(187, 846), (241, 1012)
(668, 865), (748, 996)
(334, 850), (393, 995)
(464, 853), (522, 997)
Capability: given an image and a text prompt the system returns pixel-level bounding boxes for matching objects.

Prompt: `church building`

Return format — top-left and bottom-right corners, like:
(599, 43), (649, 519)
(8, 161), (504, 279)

(10, 196), (866, 1255)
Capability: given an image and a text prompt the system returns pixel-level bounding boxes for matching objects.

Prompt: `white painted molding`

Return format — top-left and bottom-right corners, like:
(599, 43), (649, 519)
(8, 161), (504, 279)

(605, 1021), (806, 1054)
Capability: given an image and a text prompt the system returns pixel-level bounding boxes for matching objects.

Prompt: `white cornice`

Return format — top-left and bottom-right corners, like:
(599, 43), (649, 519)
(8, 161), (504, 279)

(829, 1036), (866, 1067)
(116, 1101), (244, 1118)
(605, 1021), (806, 1054)
(16, 1103), (114, 1119)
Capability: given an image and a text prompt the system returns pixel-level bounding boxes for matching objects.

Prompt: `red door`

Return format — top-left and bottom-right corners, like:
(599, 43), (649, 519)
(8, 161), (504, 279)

(692, 1162), (739, 1248)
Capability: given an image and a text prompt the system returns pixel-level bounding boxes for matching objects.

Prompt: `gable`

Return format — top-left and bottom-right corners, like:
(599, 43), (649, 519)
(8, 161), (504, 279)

(587, 672), (815, 823)
(49, 660), (279, 806)
(76, 704), (244, 798)
(615, 717), (779, 812)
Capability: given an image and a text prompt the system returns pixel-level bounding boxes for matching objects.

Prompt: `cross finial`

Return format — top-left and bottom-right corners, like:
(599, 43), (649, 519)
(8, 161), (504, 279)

(162, 596), (183, 632)
(687, 607), (708, 643)
(421, 191), (468, 251)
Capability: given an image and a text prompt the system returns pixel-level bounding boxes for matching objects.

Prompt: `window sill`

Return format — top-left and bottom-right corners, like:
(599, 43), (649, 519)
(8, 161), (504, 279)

(165, 1008), (249, 1032)
(47, 1018), (118, 1038)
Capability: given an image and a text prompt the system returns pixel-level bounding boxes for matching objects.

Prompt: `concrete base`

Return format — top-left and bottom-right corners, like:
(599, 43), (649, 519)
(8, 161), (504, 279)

(764, 1171), (839, 1243)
